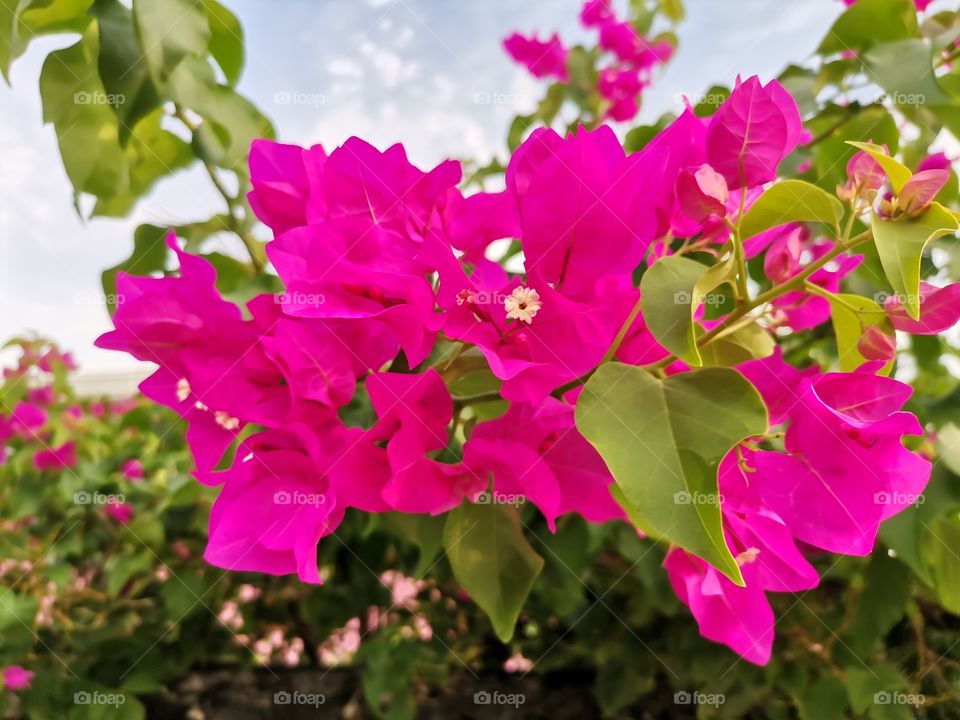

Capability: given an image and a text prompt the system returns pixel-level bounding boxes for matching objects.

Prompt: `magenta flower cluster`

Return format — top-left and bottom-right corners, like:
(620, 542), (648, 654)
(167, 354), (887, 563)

(503, 0), (673, 121)
(96, 76), (956, 664)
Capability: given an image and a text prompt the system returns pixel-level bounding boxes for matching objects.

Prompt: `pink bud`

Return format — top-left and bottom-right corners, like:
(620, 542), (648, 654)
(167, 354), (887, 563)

(676, 164), (729, 222)
(857, 326), (897, 362)
(899, 169), (949, 215)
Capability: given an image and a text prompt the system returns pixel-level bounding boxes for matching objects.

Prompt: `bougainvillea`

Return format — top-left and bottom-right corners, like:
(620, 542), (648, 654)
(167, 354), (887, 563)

(95, 65), (960, 666)
(504, 0), (675, 123)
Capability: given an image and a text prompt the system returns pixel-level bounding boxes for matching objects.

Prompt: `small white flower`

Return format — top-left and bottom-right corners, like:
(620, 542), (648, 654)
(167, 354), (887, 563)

(194, 400), (208, 411)
(176, 378), (191, 402)
(504, 286), (542, 324)
(735, 547), (760, 567)
(214, 411), (240, 431)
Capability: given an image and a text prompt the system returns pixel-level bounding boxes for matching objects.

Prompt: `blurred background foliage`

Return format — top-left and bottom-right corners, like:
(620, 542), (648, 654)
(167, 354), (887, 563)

(2, 0), (960, 717)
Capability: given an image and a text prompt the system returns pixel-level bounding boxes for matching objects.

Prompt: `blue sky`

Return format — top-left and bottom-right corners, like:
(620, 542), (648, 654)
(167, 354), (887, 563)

(0, 0), (840, 372)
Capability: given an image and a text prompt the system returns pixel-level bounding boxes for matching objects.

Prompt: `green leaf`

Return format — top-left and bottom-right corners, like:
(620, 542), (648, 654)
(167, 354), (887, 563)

(202, 0), (243, 86)
(133, 0), (210, 85)
(640, 255), (732, 366)
(101, 223), (169, 314)
(443, 502), (544, 642)
(843, 552), (911, 656)
(847, 141), (912, 193)
(169, 56), (274, 169)
(576, 364), (769, 584)
(844, 663), (911, 717)
(38, 25), (127, 198)
(362, 635), (416, 720)
(697, 321), (775, 367)
(864, 39), (952, 108)
(0, 592), (37, 655)
(814, 106), (898, 191)
(91, 0), (160, 142)
(871, 202), (958, 319)
(827, 293), (893, 373)
(739, 180), (844, 239)
(818, 0), (917, 56)
(921, 515), (960, 614)
(93, 108), (193, 216)
(1, 0), (93, 81)
(382, 512), (446, 577)
(800, 675), (849, 720)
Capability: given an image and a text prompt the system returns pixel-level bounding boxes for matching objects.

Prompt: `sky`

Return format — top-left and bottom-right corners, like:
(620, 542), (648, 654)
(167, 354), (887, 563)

(0, 0), (841, 375)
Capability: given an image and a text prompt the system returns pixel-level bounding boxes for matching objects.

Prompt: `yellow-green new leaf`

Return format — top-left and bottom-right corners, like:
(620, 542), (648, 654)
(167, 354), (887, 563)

(847, 141), (912, 193)
(827, 293), (893, 374)
(871, 202), (958, 320)
(739, 180), (844, 238)
(576, 363), (770, 585)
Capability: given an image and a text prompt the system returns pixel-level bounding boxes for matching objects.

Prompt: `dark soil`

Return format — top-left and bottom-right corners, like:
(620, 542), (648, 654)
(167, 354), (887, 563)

(141, 667), (694, 719)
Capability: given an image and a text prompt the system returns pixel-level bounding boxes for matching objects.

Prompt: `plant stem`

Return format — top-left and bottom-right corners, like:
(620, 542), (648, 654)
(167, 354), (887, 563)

(173, 105), (265, 273)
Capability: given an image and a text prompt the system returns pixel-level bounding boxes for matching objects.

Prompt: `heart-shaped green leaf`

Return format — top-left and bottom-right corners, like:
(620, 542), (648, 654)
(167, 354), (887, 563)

(739, 179), (844, 238)
(826, 293), (893, 373)
(872, 202), (958, 319)
(443, 502), (544, 642)
(576, 363), (769, 584)
(640, 255), (735, 366)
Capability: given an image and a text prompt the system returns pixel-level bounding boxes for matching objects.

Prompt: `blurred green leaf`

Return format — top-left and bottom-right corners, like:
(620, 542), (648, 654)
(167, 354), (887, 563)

(133, 0), (209, 86)
(818, 0), (917, 56)
(91, 0), (160, 142)
(202, 0), (243, 86)
(38, 25), (127, 198)
(443, 502), (544, 643)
